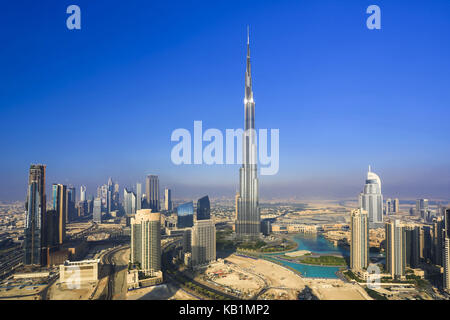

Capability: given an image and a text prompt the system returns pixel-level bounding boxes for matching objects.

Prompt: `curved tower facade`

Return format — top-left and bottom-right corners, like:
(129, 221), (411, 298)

(359, 166), (384, 227)
(236, 29), (260, 240)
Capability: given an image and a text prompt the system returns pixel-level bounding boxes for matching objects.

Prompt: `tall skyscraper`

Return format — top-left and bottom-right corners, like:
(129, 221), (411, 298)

(93, 198), (102, 223)
(432, 217), (444, 266)
(416, 199), (429, 220)
(385, 220), (406, 279)
(106, 178), (115, 213)
(385, 198), (392, 215)
(404, 224), (420, 268)
(52, 184), (67, 245)
(100, 184), (108, 210)
(359, 166), (383, 227)
(45, 209), (58, 248)
(196, 195), (211, 221)
(236, 29), (260, 240)
(164, 188), (172, 211)
(191, 219), (216, 267)
(136, 183), (142, 211)
(80, 185), (86, 202)
(123, 188), (136, 215)
(67, 186), (76, 222)
(131, 209), (161, 276)
(112, 182), (120, 211)
(350, 209), (369, 270)
(235, 191), (240, 221)
(77, 200), (88, 218)
(146, 175), (160, 211)
(177, 202), (194, 228)
(24, 164), (46, 265)
(444, 209), (450, 291)
(393, 198), (400, 213)
(420, 225), (433, 261)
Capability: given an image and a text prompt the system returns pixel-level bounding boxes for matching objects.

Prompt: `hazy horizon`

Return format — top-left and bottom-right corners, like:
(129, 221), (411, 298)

(1, 1), (449, 202)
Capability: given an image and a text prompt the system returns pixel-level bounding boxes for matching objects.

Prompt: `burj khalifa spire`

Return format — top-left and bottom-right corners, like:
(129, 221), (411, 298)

(236, 27), (260, 240)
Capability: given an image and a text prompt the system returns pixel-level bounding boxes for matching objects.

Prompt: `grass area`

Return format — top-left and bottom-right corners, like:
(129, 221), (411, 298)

(216, 229), (297, 254)
(260, 242), (297, 253)
(216, 229), (237, 251)
(237, 238), (297, 253)
(343, 270), (364, 282)
(299, 255), (347, 266)
(238, 240), (267, 251)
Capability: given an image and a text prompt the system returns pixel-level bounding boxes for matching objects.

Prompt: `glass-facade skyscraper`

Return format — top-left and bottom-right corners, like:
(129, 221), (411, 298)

(93, 198), (102, 223)
(136, 182), (142, 211)
(80, 185), (86, 202)
(359, 166), (384, 228)
(146, 175), (160, 212)
(67, 186), (76, 222)
(164, 188), (172, 211)
(196, 195), (210, 221)
(177, 201), (194, 228)
(52, 183), (67, 245)
(235, 29), (260, 240)
(24, 164), (47, 265)
(404, 224), (420, 268)
(123, 188), (136, 215)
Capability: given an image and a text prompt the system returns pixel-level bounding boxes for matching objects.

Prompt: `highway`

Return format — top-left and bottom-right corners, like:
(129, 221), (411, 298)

(101, 245), (129, 300)
(161, 239), (238, 300)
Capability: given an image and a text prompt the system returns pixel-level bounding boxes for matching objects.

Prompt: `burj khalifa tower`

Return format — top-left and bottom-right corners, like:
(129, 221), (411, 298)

(235, 28), (260, 240)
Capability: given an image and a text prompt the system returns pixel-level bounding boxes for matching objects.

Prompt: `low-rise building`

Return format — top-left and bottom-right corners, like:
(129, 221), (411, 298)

(59, 259), (99, 284)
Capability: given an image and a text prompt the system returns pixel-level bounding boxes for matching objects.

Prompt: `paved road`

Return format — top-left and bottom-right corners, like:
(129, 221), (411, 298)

(102, 245), (129, 300)
(162, 242), (238, 300)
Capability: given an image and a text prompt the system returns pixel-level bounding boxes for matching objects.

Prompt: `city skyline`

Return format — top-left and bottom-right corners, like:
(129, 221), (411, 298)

(1, 1), (450, 202)
(2, 0), (450, 305)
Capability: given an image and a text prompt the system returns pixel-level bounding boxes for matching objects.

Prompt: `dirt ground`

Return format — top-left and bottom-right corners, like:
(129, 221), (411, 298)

(224, 254), (305, 299)
(303, 278), (371, 300)
(204, 262), (265, 293)
(224, 254), (370, 300)
(48, 281), (97, 300)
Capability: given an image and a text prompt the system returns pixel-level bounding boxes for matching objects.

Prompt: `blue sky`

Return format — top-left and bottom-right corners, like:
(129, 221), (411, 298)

(1, 0), (449, 201)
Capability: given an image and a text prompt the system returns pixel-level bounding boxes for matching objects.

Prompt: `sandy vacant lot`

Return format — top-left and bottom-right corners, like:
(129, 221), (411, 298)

(205, 263), (264, 293)
(224, 254), (305, 299)
(224, 254), (370, 300)
(303, 279), (371, 300)
(48, 282), (96, 300)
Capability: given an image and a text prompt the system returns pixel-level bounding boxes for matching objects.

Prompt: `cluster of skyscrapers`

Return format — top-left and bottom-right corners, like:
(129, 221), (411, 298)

(129, 193), (215, 277)
(92, 175), (172, 222)
(351, 166), (450, 289)
(176, 195), (216, 267)
(24, 165), (87, 266)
